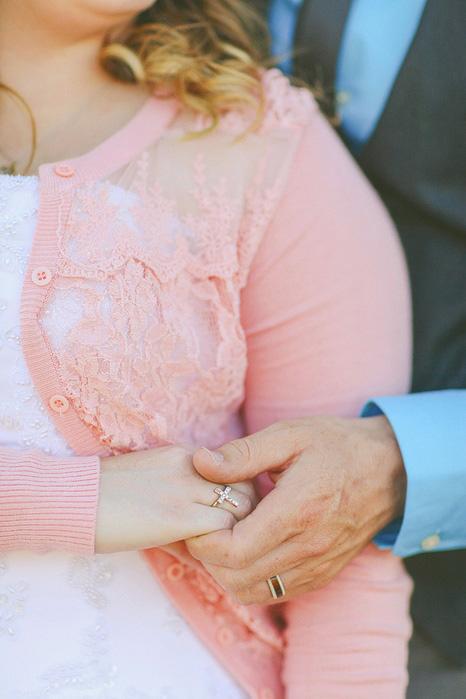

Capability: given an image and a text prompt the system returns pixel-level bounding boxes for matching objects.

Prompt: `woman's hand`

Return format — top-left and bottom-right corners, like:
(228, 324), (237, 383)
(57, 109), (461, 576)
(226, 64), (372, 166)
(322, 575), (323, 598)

(95, 444), (256, 554)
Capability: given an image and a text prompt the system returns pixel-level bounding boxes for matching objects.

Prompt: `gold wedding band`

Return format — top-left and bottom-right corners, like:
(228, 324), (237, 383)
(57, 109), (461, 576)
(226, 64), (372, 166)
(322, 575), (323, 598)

(267, 574), (286, 600)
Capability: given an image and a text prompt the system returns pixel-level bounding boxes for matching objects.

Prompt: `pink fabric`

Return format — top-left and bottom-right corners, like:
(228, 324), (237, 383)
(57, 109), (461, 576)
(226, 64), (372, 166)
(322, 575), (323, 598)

(240, 109), (412, 697)
(0, 449), (99, 554)
(283, 546), (412, 698)
(0, 72), (412, 697)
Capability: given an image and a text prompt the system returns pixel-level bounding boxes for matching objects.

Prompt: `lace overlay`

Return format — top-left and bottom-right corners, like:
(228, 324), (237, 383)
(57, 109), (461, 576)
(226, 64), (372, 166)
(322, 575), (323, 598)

(40, 72), (313, 452)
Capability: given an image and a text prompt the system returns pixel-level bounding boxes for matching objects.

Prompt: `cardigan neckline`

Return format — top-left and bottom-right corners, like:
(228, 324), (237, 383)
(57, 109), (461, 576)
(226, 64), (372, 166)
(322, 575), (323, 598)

(38, 94), (179, 193)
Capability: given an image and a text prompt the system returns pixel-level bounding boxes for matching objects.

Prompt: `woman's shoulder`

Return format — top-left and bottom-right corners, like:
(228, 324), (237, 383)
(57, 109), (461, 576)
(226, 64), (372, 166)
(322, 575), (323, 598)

(255, 68), (319, 133)
(174, 69), (319, 139)
(221, 68), (319, 136)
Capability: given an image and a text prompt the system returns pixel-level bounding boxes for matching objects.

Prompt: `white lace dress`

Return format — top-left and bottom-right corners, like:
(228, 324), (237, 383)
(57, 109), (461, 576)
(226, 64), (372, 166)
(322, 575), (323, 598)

(0, 174), (246, 699)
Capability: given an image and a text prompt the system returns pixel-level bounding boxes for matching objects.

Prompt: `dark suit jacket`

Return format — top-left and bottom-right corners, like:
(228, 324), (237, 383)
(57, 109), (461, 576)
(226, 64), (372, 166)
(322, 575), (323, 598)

(256, 0), (466, 665)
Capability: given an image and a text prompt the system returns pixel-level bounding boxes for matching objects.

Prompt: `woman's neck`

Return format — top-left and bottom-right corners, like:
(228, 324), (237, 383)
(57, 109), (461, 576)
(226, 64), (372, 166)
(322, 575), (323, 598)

(0, 4), (148, 174)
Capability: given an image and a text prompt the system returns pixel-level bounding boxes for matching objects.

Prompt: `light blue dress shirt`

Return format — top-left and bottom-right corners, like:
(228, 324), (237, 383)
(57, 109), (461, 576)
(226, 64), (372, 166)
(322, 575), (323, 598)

(269, 0), (427, 151)
(268, 0), (303, 75)
(269, 0), (466, 557)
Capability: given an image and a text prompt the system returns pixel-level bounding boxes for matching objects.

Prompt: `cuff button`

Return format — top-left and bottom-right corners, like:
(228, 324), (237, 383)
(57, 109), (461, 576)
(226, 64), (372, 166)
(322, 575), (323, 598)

(421, 534), (440, 551)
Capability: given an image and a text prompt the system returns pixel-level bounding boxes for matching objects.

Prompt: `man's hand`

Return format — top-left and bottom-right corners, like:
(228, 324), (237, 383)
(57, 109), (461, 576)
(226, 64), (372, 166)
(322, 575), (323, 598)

(186, 416), (407, 605)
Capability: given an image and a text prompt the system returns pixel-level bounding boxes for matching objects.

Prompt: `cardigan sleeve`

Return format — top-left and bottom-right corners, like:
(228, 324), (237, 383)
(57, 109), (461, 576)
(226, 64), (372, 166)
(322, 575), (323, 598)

(240, 107), (412, 434)
(0, 448), (100, 554)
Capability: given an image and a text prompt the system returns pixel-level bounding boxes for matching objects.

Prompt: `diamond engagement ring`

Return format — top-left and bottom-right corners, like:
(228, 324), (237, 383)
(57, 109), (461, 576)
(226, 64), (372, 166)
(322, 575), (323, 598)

(211, 485), (239, 508)
(266, 574), (286, 599)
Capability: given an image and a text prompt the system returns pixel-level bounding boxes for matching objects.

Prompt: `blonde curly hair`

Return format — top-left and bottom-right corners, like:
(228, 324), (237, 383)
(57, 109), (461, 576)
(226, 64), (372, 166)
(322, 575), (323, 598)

(101, 0), (269, 129)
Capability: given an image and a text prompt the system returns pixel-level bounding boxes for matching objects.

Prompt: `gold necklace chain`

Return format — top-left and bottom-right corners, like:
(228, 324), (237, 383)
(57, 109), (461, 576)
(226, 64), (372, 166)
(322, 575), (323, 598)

(0, 83), (37, 176)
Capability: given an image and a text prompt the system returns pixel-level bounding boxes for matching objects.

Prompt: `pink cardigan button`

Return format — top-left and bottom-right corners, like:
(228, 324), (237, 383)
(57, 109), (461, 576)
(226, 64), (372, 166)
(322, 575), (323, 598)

(31, 267), (52, 286)
(216, 627), (235, 647)
(166, 563), (185, 582)
(54, 162), (75, 178)
(49, 395), (70, 414)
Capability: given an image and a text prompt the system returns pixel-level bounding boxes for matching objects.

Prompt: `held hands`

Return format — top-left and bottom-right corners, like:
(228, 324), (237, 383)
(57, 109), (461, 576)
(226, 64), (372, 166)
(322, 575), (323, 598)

(187, 416), (407, 605)
(95, 445), (256, 553)
(94, 415), (406, 606)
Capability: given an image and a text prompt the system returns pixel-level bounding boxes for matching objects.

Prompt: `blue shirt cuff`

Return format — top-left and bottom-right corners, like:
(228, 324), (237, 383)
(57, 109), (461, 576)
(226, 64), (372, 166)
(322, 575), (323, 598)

(362, 391), (466, 557)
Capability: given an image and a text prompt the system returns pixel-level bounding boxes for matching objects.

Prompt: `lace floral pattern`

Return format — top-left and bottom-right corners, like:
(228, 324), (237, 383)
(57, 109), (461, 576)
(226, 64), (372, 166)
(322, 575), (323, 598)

(40, 72), (314, 453)
(44, 174), (247, 451)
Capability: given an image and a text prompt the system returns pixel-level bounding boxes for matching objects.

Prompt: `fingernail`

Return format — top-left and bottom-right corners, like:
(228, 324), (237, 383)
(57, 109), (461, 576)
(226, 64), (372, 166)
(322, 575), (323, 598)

(200, 447), (224, 465)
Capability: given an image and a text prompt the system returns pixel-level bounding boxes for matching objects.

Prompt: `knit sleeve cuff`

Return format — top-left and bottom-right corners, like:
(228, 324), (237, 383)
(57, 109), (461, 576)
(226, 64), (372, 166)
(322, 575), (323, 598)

(0, 449), (100, 555)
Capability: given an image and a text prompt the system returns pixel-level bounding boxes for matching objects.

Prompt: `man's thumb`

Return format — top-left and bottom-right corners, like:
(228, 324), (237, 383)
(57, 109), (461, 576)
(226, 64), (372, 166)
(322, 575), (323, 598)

(193, 424), (292, 482)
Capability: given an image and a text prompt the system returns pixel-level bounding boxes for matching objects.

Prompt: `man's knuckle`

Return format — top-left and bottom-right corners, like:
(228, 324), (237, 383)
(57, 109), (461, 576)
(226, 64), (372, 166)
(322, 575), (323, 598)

(239, 493), (254, 516)
(236, 587), (255, 606)
(216, 569), (234, 592)
(229, 548), (245, 569)
(310, 560), (331, 581)
(278, 420), (312, 451)
(186, 538), (201, 558)
(230, 536), (251, 569)
(219, 570), (245, 598)
(309, 536), (332, 557)
(218, 511), (235, 530)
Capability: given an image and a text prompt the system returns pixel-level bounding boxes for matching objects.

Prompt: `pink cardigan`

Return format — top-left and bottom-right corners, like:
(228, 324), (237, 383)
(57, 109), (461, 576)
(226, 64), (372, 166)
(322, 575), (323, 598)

(0, 71), (411, 697)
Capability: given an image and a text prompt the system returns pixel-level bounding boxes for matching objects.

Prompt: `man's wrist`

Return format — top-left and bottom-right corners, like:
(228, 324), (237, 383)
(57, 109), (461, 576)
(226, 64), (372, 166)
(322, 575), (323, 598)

(361, 415), (407, 525)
